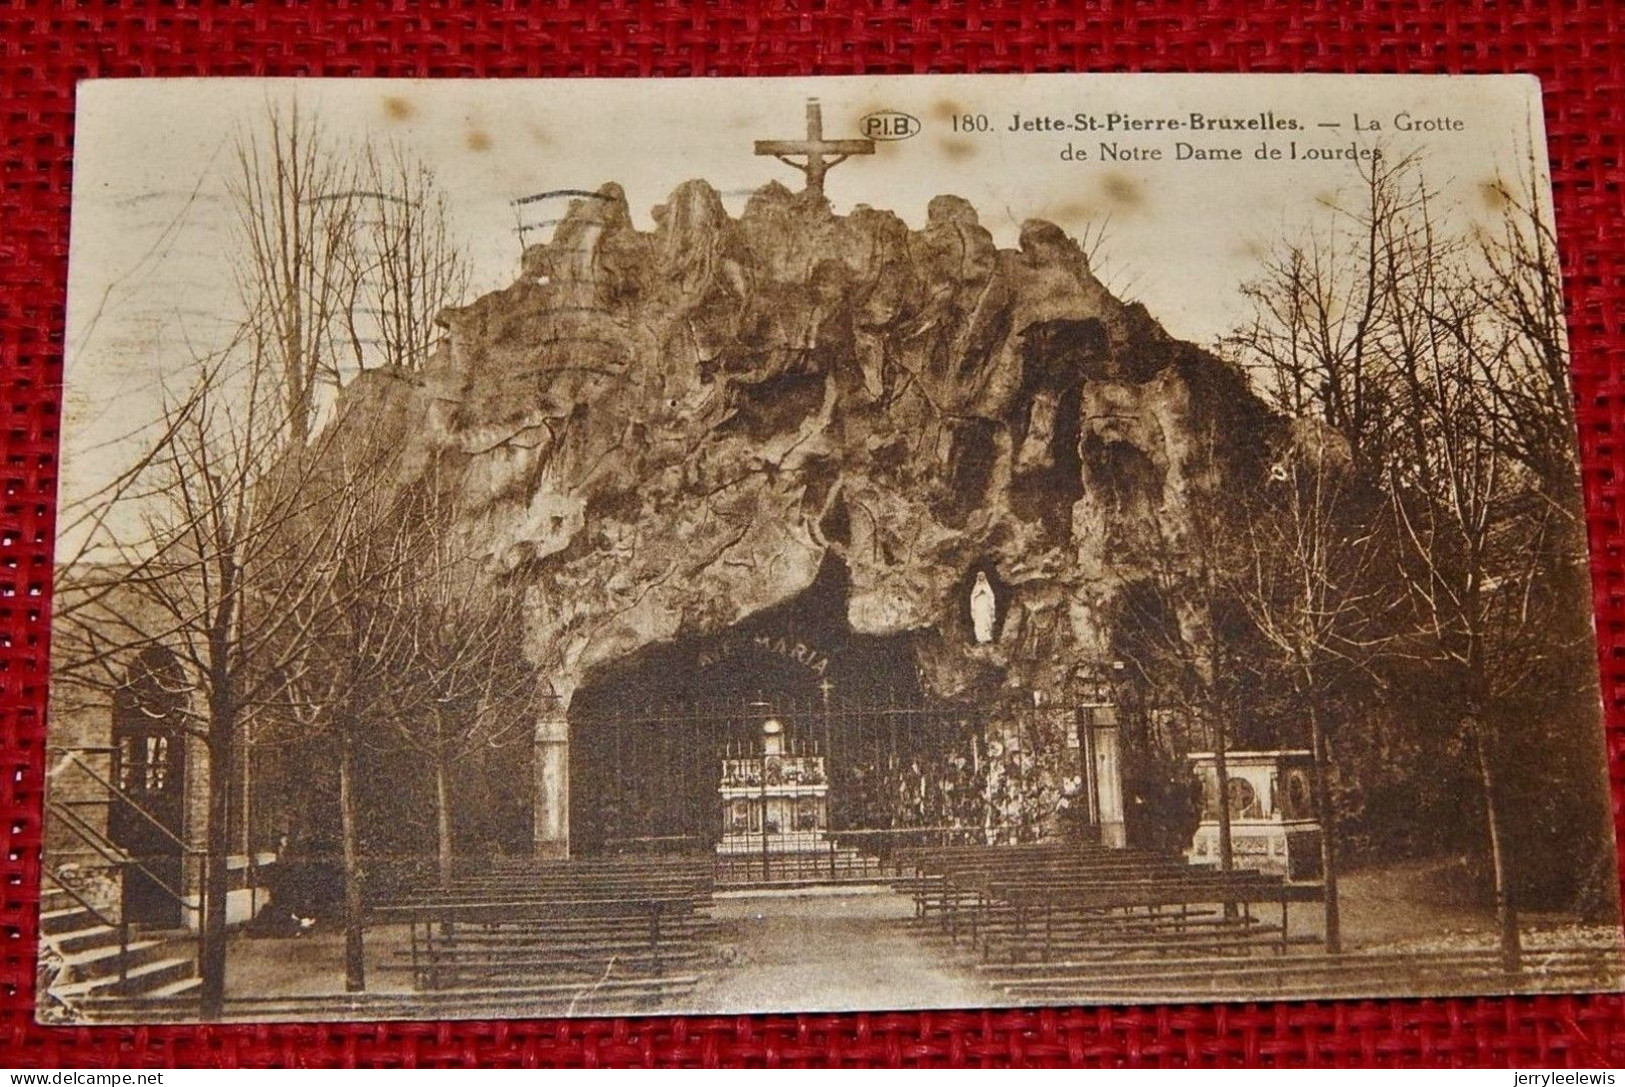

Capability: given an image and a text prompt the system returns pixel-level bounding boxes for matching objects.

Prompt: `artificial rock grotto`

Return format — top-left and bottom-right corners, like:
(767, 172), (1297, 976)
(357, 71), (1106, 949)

(327, 178), (1301, 858)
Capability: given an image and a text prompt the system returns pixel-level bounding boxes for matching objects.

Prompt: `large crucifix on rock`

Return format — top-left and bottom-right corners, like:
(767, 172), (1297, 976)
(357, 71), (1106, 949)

(755, 99), (875, 199)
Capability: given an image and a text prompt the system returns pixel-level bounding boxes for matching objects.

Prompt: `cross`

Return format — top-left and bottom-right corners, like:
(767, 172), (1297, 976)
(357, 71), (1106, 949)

(755, 99), (875, 198)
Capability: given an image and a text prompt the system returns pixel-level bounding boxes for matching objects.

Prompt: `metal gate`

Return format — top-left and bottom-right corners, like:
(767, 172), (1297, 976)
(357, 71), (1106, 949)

(569, 696), (1118, 864)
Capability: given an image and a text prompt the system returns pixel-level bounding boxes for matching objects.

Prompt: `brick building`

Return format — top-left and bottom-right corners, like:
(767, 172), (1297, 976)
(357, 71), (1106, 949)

(45, 563), (277, 930)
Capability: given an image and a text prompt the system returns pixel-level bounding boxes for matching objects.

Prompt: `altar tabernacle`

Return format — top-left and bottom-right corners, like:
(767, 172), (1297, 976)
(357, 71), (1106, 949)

(717, 713), (830, 856)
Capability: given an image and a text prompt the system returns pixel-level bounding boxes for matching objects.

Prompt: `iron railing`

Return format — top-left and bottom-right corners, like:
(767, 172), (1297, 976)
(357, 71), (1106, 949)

(43, 746), (203, 993)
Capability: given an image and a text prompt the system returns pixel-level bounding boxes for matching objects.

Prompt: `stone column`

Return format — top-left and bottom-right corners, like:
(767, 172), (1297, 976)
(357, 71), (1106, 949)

(534, 712), (571, 860)
(1090, 706), (1126, 848)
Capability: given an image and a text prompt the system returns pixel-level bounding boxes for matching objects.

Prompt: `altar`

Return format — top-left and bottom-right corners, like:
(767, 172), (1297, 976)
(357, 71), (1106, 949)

(1186, 749), (1323, 880)
(717, 715), (831, 855)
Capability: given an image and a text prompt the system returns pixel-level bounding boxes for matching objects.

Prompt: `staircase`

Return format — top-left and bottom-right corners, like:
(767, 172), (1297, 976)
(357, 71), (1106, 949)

(40, 748), (203, 1020)
(39, 882), (200, 1022)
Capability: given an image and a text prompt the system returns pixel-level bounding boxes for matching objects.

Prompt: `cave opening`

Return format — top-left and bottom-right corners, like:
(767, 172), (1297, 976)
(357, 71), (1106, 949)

(567, 555), (985, 856)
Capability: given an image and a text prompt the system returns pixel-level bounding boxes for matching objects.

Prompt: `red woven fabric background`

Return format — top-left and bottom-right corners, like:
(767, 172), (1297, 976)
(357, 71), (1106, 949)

(2, 1), (1623, 1068)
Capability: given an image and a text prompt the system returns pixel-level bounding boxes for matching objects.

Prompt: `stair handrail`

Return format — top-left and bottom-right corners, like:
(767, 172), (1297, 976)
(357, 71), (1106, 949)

(46, 797), (197, 915)
(60, 751), (190, 856)
(40, 868), (130, 986)
(47, 798), (135, 870)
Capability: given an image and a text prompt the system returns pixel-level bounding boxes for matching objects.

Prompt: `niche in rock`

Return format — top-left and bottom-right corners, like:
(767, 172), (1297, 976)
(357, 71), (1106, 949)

(1008, 318), (1097, 537)
(1009, 386), (1084, 539)
(944, 418), (1001, 525)
(957, 563), (1011, 646)
(1019, 317), (1111, 383)
(1083, 434), (1166, 529)
(719, 368), (827, 442)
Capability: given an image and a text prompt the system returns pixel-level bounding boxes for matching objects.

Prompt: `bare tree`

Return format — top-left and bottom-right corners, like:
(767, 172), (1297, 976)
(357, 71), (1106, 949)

(377, 496), (536, 890)
(52, 101), (473, 1014)
(246, 419), (420, 993)
(1227, 151), (1432, 473)
(1384, 301), (1550, 970)
(228, 102), (358, 447)
(51, 340), (372, 1017)
(1470, 151), (1580, 513)
(1229, 426), (1384, 952)
(1230, 149), (1589, 969)
(1467, 151), (1613, 914)
(246, 449), (532, 987)
(335, 144), (469, 375)
(221, 110), (472, 995)
(1108, 431), (1248, 884)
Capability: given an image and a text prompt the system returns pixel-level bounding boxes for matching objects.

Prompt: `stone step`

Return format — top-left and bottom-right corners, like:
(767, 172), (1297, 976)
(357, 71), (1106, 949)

(142, 976), (202, 1000)
(53, 954), (196, 1000)
(58, 973), (204, 1010)
(50, 923), (125, 955)
(58, 937), (165, 975)
(40, 889), (78, 915)
(39, 904), (99, 937)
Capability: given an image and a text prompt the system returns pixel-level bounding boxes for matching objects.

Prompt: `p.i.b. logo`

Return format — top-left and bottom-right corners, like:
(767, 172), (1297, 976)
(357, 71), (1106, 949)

(861, 109), (921, 141)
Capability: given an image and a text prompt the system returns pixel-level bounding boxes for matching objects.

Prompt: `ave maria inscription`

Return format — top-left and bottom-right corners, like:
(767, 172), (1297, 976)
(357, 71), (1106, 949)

(697, 634), (833, 677)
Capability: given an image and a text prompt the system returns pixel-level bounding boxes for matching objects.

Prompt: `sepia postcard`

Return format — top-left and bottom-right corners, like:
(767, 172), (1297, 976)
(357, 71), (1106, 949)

(41, 73), (1624, 1024)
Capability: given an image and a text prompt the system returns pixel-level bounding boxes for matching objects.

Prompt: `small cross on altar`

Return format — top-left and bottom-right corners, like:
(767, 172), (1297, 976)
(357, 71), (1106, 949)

(755, 99), (875, 198)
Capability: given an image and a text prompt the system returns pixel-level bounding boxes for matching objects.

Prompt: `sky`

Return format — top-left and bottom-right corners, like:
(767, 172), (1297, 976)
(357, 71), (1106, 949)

(59, 73), (1551, 553)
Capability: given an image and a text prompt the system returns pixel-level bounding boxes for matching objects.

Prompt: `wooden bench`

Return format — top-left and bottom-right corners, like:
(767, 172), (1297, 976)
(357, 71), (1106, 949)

(373, 857), (717, 1000)
(966, 874), (1304, 959)
(987, 946), (1625, 1003)
(895, 846), (1235, 938)
(376, 893), (710, 991)
(890, 843), (1324, 965)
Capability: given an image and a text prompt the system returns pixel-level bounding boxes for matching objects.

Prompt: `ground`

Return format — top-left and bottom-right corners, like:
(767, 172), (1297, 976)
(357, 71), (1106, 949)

(223, 886), (996, 1011)
(686, 887), (994, 1013)
(229, 925), (417, 999)
(216, 860), (1622, 1010)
